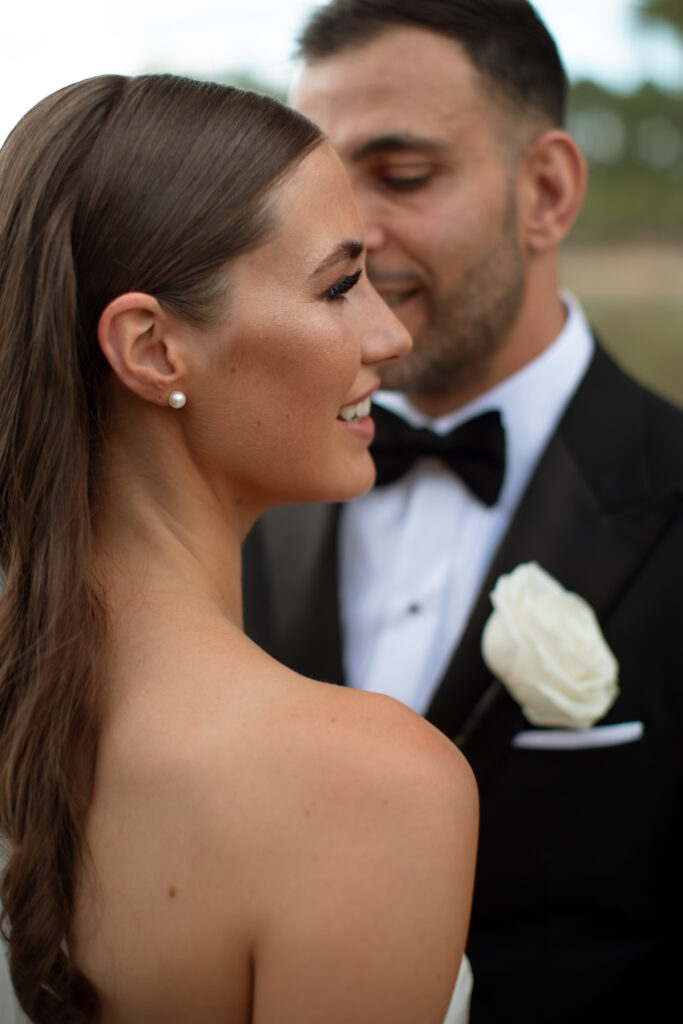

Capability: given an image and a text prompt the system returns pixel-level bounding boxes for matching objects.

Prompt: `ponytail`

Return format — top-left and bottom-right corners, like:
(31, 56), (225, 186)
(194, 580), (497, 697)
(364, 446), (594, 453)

(0, 78), (122, 1021)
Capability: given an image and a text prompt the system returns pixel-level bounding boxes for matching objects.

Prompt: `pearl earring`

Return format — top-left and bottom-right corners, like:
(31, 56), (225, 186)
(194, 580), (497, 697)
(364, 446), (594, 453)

(168, 390), (186, 409)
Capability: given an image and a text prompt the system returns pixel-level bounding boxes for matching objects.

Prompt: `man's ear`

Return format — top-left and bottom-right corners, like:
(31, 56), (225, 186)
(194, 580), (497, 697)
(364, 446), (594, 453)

(98, 293), (188, 405)
(518, 130), (588, 254)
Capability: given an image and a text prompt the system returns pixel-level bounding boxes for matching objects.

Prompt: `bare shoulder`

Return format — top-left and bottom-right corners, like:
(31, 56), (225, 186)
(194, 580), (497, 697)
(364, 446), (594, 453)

(244, 666), (479, 1024)
(153, 648), (479, 1024)
(276, 675), (477, 826)
(78, 637), (477, 1022)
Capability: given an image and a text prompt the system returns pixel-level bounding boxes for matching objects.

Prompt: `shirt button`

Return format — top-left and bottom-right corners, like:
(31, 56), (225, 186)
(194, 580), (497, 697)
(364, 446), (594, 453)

(408, 603), (421, 615)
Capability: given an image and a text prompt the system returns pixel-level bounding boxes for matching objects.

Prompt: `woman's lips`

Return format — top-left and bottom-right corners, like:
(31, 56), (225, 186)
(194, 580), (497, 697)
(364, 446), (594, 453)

(336, 395), (375, 442)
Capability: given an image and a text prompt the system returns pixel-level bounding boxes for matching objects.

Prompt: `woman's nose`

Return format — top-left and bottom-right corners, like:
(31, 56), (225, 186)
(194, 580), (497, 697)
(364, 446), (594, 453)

(360, 287), (412, 367)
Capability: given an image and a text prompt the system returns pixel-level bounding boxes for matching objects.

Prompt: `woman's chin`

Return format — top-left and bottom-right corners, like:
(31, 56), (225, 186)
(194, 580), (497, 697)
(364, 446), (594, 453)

(326, 456), (377, 503)
(294, 459), (378, 506)
(249, 452), (377, 513)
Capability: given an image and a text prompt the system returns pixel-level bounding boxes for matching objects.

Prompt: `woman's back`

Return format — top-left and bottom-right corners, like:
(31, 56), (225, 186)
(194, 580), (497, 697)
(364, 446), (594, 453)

(73, 585), (476, 1023)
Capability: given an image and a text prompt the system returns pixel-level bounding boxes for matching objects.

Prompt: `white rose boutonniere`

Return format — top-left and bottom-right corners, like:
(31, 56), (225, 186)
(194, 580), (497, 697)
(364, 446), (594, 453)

(481, 562), (619, 729)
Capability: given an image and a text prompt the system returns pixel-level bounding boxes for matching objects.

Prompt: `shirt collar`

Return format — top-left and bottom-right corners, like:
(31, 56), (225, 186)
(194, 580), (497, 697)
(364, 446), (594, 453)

(373, 292), (595, 507)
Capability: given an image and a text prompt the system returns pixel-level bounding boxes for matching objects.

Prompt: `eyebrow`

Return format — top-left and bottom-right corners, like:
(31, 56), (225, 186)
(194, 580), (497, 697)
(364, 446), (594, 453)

(350, 132), (446, 162)
(313, 239), (364, 275)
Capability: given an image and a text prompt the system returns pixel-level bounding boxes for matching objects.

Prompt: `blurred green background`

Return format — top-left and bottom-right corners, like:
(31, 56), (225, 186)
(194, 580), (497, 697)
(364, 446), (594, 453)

(561, 0), (683, 406)
(228, 0), (683, 407)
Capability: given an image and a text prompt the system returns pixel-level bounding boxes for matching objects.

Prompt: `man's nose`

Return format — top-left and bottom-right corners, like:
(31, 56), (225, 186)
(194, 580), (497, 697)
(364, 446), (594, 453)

(351, 188), (386, 253)
(364, 222), (386, 252)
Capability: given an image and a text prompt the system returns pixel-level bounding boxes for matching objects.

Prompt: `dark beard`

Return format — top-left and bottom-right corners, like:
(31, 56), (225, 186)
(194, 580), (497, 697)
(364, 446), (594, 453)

(379, 207), (525, 398)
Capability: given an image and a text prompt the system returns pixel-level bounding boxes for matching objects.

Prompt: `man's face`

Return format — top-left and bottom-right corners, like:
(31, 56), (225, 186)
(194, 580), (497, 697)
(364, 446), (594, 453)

(291, 26), (527, 409)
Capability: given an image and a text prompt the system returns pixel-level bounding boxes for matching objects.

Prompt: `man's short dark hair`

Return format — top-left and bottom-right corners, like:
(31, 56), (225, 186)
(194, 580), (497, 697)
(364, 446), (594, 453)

(296, 0), (568, 127)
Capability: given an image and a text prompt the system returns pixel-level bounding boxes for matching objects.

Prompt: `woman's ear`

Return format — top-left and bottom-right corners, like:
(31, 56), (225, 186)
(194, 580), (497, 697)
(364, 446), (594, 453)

(97, 292), (188, 405)
(518, 129), (588, 254)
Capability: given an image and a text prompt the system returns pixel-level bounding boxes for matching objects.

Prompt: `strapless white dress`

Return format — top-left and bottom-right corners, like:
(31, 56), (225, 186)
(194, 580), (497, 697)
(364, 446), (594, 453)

(443, 954), (473, 1024)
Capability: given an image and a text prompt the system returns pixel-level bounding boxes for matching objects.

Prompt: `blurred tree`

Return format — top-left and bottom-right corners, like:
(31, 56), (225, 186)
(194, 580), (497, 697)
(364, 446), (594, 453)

(568, 79), (683, 241)
(564, 10), (683, 408)
(638, 0), (683, 40)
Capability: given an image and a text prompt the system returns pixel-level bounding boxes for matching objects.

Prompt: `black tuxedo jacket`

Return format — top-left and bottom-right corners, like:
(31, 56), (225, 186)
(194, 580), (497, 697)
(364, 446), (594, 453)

(243, 346), (683, 1023)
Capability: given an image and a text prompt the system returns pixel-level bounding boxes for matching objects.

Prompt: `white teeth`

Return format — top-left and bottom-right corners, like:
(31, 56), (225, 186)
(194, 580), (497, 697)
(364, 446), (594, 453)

(338, 396), (371, 422)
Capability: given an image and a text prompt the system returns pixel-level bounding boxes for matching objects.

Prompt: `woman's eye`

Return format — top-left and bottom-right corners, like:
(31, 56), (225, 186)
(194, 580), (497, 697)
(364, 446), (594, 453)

(326, 267), (362, 301)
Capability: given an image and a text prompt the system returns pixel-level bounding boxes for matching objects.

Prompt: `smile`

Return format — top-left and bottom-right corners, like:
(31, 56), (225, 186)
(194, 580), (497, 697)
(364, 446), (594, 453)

(338, 396), (372, 422)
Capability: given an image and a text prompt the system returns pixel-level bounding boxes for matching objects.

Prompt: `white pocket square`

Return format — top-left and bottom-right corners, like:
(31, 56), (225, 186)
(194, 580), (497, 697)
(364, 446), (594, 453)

(511, 720), (644, 751)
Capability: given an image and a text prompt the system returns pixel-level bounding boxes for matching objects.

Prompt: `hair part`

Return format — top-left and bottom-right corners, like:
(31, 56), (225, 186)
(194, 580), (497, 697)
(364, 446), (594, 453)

(0, 73), (322, 1022)
(296, 0), (568, 127)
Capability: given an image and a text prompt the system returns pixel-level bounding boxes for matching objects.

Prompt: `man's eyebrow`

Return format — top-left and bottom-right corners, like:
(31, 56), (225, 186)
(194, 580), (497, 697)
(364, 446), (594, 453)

(313, 239), (364, 275)
(350, 133), (446, 162)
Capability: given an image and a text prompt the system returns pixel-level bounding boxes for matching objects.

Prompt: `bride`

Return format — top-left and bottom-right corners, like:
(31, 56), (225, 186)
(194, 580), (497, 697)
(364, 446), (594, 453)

(0, 74), (477, 1023)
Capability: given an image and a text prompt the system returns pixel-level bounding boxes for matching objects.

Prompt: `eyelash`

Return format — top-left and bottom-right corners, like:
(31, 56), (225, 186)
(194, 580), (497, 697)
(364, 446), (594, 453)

(326, 268), (363, 300)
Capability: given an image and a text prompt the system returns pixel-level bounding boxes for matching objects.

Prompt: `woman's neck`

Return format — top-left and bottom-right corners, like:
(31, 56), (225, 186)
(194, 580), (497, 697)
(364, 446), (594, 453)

(92, 432), (247, 629)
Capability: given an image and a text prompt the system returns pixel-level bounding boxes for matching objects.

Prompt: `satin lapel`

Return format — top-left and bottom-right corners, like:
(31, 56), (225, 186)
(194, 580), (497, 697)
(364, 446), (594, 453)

(427, 346), (674, 784)
(259, 502), (345, 684)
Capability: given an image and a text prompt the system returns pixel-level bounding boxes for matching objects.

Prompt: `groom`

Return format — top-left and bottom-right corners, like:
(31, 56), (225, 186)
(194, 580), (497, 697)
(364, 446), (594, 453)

(243, 2), (683, 1021)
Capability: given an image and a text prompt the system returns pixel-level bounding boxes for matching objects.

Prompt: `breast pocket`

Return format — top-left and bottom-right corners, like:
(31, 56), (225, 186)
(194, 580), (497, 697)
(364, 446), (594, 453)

(510, 720), (644, 750)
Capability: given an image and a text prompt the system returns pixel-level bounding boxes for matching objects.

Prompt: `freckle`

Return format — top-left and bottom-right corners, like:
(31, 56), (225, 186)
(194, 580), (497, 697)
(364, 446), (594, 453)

(168, 886), (177, 899)
(230, 366), (236, 374)
(330, 717), (337, 724)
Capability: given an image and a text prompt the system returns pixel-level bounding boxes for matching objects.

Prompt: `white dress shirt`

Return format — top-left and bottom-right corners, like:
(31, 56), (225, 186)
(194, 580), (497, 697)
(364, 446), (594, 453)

(339, 294), (594, 714)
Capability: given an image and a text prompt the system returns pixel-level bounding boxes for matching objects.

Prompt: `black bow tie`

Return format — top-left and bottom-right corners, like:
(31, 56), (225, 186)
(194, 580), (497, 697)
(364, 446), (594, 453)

(370, 405), (505, 506)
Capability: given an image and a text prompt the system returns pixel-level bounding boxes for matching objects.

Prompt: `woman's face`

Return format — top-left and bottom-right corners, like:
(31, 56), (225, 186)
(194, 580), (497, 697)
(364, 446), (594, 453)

(184, 142), (411, 511)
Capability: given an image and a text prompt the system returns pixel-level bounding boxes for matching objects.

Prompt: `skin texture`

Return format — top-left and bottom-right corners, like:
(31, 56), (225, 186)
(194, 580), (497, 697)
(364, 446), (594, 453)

(70, 143), (478, 1023)
(291, 27), (587, 415)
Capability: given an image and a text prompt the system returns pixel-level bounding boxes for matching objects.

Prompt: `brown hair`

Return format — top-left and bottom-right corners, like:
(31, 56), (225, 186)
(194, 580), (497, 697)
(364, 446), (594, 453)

(0, 73), (322, 1022)
(297, 0), (568, 126)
